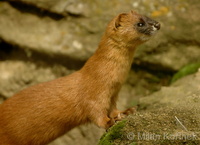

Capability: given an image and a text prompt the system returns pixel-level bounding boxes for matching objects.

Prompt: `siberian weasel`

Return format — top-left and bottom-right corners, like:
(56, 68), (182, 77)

(0, 10), (160, 145)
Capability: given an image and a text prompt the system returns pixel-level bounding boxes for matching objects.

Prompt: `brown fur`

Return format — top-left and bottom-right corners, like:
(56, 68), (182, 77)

(0, 10), (160, 145)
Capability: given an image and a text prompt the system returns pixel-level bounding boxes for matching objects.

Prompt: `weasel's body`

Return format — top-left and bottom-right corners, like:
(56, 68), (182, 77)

(0, 11), (160, 145)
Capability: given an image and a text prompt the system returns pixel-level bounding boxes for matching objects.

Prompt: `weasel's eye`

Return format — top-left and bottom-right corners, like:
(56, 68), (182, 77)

(137, 22), (145, 27)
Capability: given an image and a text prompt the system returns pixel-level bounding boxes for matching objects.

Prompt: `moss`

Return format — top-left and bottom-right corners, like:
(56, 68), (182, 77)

(171, 62), (200, 84)
(98, 120), (127, 145)
(130, 142), (137, 145)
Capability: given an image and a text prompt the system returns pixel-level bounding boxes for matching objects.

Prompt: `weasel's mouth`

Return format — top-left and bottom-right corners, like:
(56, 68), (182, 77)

(150, 22), (161, 35)
(145, 22), (161, 35)
(153, 22), (160, 31)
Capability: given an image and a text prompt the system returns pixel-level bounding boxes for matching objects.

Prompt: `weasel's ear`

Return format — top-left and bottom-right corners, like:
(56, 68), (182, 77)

(114, 13), (127, 29)
(130, 10), (140, 17)
(131, 10), (137, 15)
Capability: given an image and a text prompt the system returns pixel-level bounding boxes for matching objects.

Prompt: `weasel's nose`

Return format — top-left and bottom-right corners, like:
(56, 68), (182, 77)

(154, 22), (161, 30)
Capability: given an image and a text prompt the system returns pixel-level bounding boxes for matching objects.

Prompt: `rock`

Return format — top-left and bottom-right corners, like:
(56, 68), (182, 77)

(1, 0), (200, 71)
(99, 71), (200, 144)
(0, 2), (98, 61)
(16, 0), (89, 16)
(134, 45), (200, 71)
(139, 70), (200, 110)
(0, 60), (71, 98)
(134, 0), (200, 71)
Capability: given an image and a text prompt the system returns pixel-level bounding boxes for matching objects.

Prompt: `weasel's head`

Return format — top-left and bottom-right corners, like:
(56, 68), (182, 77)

(107, 10), (160, 46)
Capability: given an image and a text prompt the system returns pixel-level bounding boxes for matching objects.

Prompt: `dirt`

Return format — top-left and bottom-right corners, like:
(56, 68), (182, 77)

(99, 71), (200, 145)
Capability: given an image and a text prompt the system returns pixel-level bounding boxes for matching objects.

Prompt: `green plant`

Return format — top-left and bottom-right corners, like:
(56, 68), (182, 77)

(98, 120), (127, 145)
(171, 63), (200, 84)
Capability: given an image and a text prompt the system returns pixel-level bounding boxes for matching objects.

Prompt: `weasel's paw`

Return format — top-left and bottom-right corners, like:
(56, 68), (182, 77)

(106, 118), (115, 129)
(114, 107), (137, 121)
(122, 107), (137, 116)
(96, 116), (115, 130)
(113, 113), (123, 121)
(105, 118), (115, 131)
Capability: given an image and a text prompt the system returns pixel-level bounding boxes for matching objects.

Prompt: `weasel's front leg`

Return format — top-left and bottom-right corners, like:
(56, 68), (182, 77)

(92, 111), (115, 129)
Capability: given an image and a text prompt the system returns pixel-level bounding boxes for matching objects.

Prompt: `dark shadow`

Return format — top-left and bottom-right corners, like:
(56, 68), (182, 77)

(0, 40), (85, 70)
(8, 1), (65, 20)
(0, 40), (14, 60)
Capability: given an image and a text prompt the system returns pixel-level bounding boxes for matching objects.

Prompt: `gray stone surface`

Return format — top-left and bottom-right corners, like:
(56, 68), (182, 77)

(140, 70), (200, 110)
(0, 0), (199, 70)
(0, 60), (71, 98)
(0, 2), (96, 60)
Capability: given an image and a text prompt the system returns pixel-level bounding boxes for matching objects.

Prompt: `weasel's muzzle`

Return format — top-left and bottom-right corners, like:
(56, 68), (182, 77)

(136, 16), (161, 36)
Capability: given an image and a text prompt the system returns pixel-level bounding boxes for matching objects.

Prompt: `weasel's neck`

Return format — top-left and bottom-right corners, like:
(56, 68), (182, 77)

(81, 36), (137, 85)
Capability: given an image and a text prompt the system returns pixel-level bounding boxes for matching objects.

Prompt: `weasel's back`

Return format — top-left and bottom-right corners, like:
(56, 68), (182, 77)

(0, 72), (86, 145)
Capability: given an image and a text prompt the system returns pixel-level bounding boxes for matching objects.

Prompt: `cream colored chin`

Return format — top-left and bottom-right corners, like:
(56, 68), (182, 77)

(152, 25), (157, 31)
(151, 26), (158, 35)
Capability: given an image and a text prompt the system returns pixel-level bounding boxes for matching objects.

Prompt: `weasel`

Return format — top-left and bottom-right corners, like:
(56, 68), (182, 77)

(0, 10), (160, 145)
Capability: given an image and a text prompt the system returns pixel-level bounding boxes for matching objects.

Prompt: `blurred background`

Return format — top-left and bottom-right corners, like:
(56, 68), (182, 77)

(0, 0), (199, 145)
